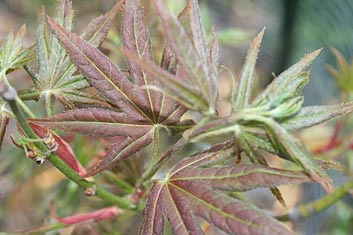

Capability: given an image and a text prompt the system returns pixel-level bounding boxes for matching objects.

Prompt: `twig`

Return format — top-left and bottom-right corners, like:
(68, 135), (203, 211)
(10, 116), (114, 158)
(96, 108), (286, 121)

(4, 91), (132, 209)
(277, 180), (353, 222)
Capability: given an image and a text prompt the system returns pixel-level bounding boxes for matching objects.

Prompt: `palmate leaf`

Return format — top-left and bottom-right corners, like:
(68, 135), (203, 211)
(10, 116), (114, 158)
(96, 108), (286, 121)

(27, 0), (122, 112)
(326, 48), (353, 93)
(252, 49), (321, 108)
(141, 143), (311, 235)
(41, 0), (189, 176)
(0, 25), (34, 75)
(188, 30), (353, 186)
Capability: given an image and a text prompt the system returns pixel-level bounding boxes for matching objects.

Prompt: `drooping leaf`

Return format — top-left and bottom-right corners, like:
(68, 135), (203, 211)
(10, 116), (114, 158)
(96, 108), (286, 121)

(235, 131), (286, 207)
(242, 115), (330, 185)
(238, 127), (277, 155)
(140, 143), (311, 235)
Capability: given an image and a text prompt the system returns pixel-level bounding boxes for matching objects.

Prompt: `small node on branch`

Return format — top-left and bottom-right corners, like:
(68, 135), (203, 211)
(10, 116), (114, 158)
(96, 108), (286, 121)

(0, 80), (17, 101)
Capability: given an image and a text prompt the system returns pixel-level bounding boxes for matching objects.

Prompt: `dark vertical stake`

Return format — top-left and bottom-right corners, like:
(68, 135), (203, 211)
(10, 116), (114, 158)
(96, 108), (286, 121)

(275, 0), (299, 76)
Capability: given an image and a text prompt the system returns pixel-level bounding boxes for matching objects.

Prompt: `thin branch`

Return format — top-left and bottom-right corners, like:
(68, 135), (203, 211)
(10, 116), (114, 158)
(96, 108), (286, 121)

(7, 96), (132, 210)
(142, 137), (186, 182)
(277, 180), (353, 222)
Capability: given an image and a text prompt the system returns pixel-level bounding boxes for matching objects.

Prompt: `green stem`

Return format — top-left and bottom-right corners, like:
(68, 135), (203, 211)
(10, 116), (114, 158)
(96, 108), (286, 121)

(277, 180), (353, 222)
(18, 89), (40, 101)
(45, 92), (52, 117)
(145, 126), (160, 176)
(142, 137), (186, 183)
(15, 96), (35, 118)
(7, 99), (47, 152)
(103, 171), (134, 194)
(8, 98), (132, 209)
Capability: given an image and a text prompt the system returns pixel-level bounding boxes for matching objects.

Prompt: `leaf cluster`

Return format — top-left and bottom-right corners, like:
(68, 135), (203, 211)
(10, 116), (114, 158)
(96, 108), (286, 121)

(1, 0), (353, 234)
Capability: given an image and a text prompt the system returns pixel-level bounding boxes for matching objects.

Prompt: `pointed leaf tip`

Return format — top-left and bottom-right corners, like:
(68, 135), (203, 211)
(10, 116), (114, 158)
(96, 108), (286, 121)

(282, 102), (353, 131)
(233, 28), (265, 111)
(304, 48), (322, 64)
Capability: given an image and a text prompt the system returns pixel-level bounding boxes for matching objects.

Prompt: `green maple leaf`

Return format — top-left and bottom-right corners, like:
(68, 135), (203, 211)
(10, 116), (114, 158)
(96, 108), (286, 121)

(24, 0), (122, 115)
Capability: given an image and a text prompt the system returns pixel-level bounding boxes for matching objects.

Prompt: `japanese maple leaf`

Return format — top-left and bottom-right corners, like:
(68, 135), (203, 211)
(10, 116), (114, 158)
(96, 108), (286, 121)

(24, 0), (121, 114)
(0, 25), (34, 154)
(36, 0), (196, 176)
(141, 142), (312, 235)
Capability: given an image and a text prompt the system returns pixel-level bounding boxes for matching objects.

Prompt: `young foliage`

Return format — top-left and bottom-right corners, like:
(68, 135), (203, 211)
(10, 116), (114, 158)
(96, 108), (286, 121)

(24, 0), (122, 115)
(29, 122), (87, 176)
(141, 142), (311, 235)
(5, 0), (353, 234)
(125, 0), (219, 114)
(187, 31), (353, 187)
(326, 48), (353, 95)
(0, 26), (34, 151)
(0, 25), (34, 76)
(39, 0), (191, 176)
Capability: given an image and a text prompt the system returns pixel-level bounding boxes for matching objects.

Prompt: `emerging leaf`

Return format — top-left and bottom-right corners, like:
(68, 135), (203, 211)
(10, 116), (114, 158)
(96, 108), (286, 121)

(253, 49), (321, 107)
(186, 36), (353, 186)
(233, 29), (264, 112)
(27, 0), (122, 114)
(0, 25), (34, 75)
(326, 48), (353, 94)
(54, 206), (122, 225)
(29, 122), (87, 176)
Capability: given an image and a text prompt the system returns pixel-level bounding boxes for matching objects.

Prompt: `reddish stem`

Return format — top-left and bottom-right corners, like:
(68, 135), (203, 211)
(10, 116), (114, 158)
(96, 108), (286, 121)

(314, 120), (344, 154)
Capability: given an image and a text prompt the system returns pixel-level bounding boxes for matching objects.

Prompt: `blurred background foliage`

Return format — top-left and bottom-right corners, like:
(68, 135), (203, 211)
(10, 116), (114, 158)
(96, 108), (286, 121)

(1, 0), (353, 234)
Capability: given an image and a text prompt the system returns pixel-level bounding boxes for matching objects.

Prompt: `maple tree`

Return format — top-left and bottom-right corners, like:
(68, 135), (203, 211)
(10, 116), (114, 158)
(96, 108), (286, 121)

(1, 0), (353, 234)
